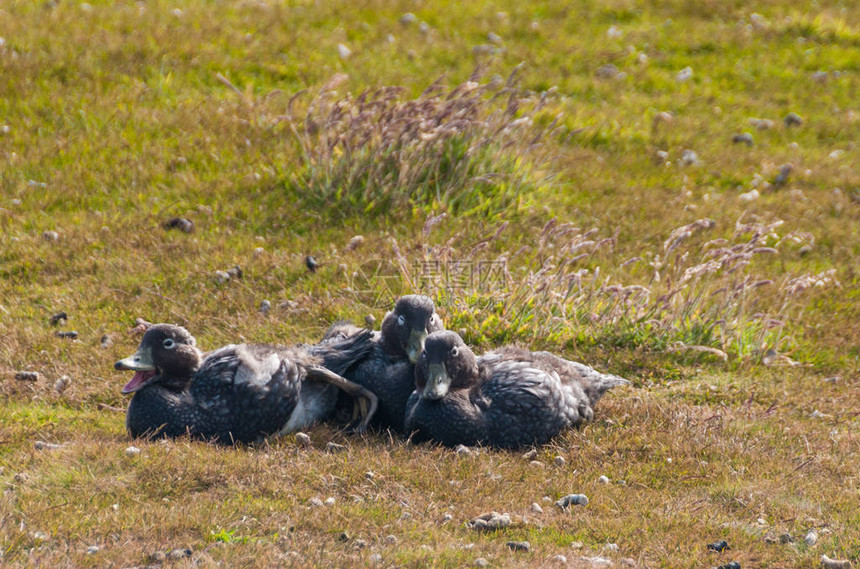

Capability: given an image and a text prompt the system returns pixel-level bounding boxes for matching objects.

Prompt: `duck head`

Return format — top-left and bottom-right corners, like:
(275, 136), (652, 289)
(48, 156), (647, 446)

(415, 330), (478, 400)
(115, 324), (202, 393)
(380, 295), (444, 364)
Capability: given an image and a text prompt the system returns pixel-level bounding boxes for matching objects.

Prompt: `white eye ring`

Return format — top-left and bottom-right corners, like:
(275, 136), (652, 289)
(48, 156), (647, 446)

(451, 346), (459, 357)
(397, 314), (406, 326)
(163, 338), (176, 349)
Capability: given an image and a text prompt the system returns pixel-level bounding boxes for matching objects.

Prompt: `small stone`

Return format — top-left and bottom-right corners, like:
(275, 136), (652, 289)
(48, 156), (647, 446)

(15, 371), (39, 381)
(369, 553), (383, 564)
(325, 442), (345, 453)
(570, 542), (584, 550)
(522, 449), (538, 460)
(475, 559), (489, 567)
(168, 548), (192, 559)
(552, 554), (568, 564)
(621, 558), (637, 567)
(529, 460), (545, 468)
(364, 471), (374, 480)
(598, 475), (610, 484)
(324, 497), (336, 506)
(34, 441), (62, 451)
(214, 270), (231, 284)
(163, 217), (194, 233)
(739, 189), (760, 202)
(294, 432), (311, 447)
(675, 66), (693, 82)
(779, 532), (794, 544)
(149, 551), (167, 562)
(596, 64), (622, 79)
(384, 535), (397, 544)
(54, 375), (71, 394)
(487, 32), (502, 45)
(472, 44), (495, 56)
(714, 563), (740, 569)
(42, 230), (59, 241)
(455, 445), (473, 456)
(305, 255), (318, 272)
(399, 12), (417, 25)
(555, 494), (589, 509)
(681, 149), (699, 166)
(259, 300), (271, 315)
(345, 235), (364, 251)
(226, 265), (242, 279)
(805, 529), (818, 546)
(364, 315), (376, 328)
(605, 543), (619, 552)
(749, 117), (774, 130)
(253, 246), (266, 258)
(49, 312), (68, 326)
(732, 133), (754, 146)
(353, 539), (368, 549)
(708, 540), (730, 552)
(31, 531), (48, 541)
(820, 554), (852, 569)
(606, 25), (623, 39)
(418, 21), (430, 34)
(308, 497), (324, 507)
(86, 545), (99, 554)
(54, 330), (79, 339)
(337, 44), (352, 59)
(506, 541), (530, 552)
(784, 112), (803, 127)
(811, 71), (828, 82)
(530, 502), (543, 514)
(442, 514), (453, 522)
(467, 511), (511, 531)
(125, 446), (141, 457)
(553, 456), (566, 467)
(582, 555), (613, 567)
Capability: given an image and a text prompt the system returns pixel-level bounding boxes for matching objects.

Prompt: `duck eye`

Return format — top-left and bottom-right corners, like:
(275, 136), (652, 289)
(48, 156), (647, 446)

(162, 338), (176, 349)
(397, 314), (406, 327)
(451, 346), (459, 357)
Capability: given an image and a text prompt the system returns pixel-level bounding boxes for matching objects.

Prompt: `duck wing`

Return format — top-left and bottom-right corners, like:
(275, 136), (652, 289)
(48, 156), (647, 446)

(190, 344), (303, 443)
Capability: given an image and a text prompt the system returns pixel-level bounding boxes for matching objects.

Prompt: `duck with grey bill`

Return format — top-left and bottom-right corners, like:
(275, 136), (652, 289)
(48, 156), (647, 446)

(319, 294), (444, 433)
(115, 323), (378, 444)
(404, 331), (629, 449)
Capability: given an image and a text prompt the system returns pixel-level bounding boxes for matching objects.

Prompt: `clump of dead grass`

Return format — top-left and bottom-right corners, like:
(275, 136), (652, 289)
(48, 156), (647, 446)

(358, 213), (838, 364)
(283, 68), (562, 218)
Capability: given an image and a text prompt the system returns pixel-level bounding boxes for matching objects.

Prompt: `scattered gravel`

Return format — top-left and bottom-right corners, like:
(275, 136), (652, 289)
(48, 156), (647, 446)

(749, 117), (774, 130)
(805, 529), (818, 546)
(597, 475), (610, 484)
(820, 555), (852, 569)
(168, 548), (192, 559)
(49, 311), (68, 325)
(308, 497), (323, 507)
(54, 330), (79, 339)
(784, 112), (803, 127)
(125, 446), (141, 457)
(732, 133), (754, 146)
(324, 497), (336, 506)
(163, 217), (194, 233)
(506, 541), (530, 552)
(259, 300), (271, 315)
(551, 554), (568, 564)
(707, 540), (730, 552)
(399, 13), (417, 25)
(467, 511), (511, 531)
(54, 375), (71, 394)
(15, 371), (39, 382)
(555, 494), (589, 509)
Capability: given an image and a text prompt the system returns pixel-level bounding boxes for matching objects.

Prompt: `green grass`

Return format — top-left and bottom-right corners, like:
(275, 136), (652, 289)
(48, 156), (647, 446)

(1, 0), (859, 567)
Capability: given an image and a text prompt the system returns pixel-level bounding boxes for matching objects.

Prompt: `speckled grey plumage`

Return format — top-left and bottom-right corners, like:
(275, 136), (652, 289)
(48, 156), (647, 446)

(119, 324), (372, 444)
(321, 295), (444, 433)
(404, 331), (629, 449)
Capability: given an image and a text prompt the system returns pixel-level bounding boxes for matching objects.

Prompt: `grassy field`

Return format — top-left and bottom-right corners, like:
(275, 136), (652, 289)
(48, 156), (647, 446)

(1, 0), (859, 567)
